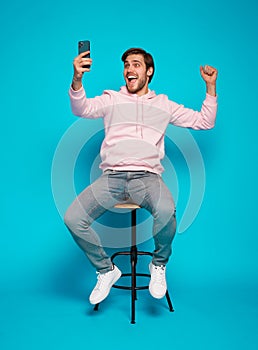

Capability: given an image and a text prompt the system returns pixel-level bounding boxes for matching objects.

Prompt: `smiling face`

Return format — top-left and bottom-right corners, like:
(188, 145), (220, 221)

(123, 54), (153, 96)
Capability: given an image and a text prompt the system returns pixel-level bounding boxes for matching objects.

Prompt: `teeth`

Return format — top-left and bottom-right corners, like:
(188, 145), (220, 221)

(128, 75), (137, 80)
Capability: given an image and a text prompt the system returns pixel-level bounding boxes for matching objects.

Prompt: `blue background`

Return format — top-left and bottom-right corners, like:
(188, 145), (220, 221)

(1, 0), (258, 348)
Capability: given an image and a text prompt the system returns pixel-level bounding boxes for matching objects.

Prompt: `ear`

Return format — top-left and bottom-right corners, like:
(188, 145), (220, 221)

(147, 67), (153, 77)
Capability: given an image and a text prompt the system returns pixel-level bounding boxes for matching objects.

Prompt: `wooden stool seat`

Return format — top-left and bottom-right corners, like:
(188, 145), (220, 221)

(114, 203), (141, 209)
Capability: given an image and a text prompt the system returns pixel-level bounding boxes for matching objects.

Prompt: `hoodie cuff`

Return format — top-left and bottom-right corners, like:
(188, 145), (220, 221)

(205, 93), (217, 104)
(69, 86), (86, 98)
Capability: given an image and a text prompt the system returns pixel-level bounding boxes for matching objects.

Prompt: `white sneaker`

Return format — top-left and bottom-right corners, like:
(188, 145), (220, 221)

(89, 265), (122, 305)
(149, 262), (167, 299)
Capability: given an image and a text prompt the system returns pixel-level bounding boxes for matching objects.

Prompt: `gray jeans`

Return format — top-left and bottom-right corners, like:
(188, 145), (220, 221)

(64, 170), (176, 273)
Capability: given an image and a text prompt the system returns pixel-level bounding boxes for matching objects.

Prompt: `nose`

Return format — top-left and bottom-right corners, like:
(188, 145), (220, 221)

(125, 64), (134, 73)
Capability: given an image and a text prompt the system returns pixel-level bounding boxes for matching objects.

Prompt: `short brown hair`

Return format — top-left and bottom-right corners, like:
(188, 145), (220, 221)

(121, 48), (155, 83)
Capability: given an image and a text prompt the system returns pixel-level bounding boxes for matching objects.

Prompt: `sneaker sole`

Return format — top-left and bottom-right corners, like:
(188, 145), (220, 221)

(149, 287), (166, 299)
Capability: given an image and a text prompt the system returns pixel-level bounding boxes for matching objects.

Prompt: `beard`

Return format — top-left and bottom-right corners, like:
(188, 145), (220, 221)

(126, 76), (148, 94)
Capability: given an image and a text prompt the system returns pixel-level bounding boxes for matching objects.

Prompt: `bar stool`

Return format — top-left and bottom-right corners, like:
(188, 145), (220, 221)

(94, 203), (174, 324)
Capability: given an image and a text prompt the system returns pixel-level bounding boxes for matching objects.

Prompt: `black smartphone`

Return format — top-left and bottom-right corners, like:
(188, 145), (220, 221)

(78, 40), (90, 69)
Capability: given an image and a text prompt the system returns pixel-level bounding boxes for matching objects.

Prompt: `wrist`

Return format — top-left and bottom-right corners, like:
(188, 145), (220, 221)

(72, 76), (82, 91)
(73, 74), (82, 82)
(206, 83), (216, 97)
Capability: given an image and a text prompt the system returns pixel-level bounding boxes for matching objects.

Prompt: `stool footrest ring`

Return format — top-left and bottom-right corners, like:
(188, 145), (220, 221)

(111, 250), (153, 259)
(112, 273), (150, 290)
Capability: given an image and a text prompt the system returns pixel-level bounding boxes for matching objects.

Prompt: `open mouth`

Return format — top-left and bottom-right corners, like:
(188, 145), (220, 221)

(127, 75), (137, 84)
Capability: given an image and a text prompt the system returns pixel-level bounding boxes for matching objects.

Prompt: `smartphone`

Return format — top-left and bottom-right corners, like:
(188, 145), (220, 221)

(78, 40), (90, 68)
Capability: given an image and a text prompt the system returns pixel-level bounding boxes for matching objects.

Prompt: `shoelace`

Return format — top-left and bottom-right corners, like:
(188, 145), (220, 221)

(94, 271), (111, 290)
(153, 265), (166, 284)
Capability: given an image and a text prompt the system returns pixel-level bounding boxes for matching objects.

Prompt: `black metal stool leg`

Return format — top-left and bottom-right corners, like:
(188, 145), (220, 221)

(94, 303), (99, 311)
(131, 258), (136, 324)
(165, 290), (174, 312)
(131, 208), (137, 324)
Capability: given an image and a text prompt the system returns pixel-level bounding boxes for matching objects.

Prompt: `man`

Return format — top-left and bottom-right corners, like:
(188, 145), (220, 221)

(64, 47), (218, 305)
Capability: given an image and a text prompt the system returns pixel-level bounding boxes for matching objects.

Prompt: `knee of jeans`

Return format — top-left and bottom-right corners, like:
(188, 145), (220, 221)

(64, 207), (74, 229)
(63, 206), (87, 231)
(156, 207), (176, 233)
(64, 203), (93, 233)
(157, 203), (176, 220)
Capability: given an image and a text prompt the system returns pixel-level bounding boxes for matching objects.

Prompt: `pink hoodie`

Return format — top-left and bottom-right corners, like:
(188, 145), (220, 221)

(69, 85), (217, 174)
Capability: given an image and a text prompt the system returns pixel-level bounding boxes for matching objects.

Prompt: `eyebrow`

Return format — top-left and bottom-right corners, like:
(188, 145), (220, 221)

(124, 59), (143, 64)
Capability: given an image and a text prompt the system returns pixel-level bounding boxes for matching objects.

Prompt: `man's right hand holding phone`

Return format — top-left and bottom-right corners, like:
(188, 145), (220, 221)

(72, 51), (92, 91)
